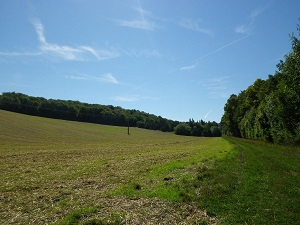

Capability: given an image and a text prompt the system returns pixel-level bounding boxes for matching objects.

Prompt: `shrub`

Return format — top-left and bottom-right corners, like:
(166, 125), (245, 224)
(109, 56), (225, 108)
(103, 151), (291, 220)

(174, 123), (191, 136)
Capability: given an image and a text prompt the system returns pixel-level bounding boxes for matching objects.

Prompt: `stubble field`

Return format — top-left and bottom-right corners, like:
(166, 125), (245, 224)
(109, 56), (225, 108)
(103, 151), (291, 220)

(0, 110), (231, 224)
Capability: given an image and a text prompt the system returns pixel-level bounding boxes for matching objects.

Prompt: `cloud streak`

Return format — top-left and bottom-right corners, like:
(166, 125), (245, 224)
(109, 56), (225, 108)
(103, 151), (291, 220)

(111, 95), (159, 102)
(32, 19), (120, 61)
(111, 82), (159, 102)
(178, 18), (213, 36)
(204, 110), (212, 119)
(118, 20), (157, 31)
(0, 51), (42, 57)
(0, 19), (119, 62)
(67, 73), (119, 84)
(101, 73), (119, 84)
(121, 48), (161, 58)
(116, 4), (160, 31)
(235, 5), (268, 34)
(180, 33), (254, 71)
(203, 76), (231, 99)
(110, 95), (140, 102)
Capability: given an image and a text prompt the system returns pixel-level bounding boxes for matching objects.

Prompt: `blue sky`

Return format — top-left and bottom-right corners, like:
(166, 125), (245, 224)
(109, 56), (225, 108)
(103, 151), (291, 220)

(1, 0), (299, 122)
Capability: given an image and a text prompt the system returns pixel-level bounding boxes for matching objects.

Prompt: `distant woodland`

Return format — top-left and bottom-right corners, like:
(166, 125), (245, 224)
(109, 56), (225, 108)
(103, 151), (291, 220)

(0, 92), (221, 137)
(221, 23), (300, 144)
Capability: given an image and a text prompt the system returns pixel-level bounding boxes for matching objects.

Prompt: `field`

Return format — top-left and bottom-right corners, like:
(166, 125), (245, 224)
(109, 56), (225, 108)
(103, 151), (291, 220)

(0, 110), (299, 224)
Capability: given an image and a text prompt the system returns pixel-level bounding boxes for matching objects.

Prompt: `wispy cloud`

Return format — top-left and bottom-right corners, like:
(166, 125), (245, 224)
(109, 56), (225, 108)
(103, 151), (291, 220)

(178, 18), (213, 36)
(0, 19), (119, 62)
(180, 33), (254, 71)
(235, 25), (250, 35)
(118, 20), (157, 31)
(202, 76), (231, 99)
(116, 5), (160, 31)
(79, 46), (119, 60)
(235, 5), (268, 34)
(32, 19), (119, 61)
(67, 73), (119, 84)
(111, 95), (159, 102)
(34, 19), (46, 44)
(111, 95), (140, 102)
(101, 73), (119, 84)
(180, 64), (197, 71)
(111, 83), (159, 102)
(250, 6), (266, 20)
(122, 48), (161, 58)
(133, 6), (152, 17)
(0, 51), (42, 57)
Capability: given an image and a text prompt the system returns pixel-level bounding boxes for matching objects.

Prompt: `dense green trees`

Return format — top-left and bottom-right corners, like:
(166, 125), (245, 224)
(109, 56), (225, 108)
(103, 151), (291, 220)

(0, 92), (177, 132)
(174, 119), (222, 137)
(221, 23), (300, 144)
(0, 92), (220, 136)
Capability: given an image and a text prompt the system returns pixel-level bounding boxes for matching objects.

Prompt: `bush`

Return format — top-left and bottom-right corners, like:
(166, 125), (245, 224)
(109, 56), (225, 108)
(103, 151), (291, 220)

(174, 123), (191, 136)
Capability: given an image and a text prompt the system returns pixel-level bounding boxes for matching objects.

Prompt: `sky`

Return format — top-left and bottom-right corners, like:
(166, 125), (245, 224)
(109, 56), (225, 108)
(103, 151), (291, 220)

(1, 0), (299, 122)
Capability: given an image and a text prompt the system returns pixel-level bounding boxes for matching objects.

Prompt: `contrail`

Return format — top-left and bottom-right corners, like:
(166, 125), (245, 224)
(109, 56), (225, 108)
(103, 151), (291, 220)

(180, 33), (254, 71)
(126, 83), (149, 95)
(204, 110), (212, 119)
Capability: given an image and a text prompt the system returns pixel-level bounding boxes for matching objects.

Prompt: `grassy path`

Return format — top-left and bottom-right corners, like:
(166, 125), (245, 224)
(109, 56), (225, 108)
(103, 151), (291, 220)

(194, 137), (300, 224)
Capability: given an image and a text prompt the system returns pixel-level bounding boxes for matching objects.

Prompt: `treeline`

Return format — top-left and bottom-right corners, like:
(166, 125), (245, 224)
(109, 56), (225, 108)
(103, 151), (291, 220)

(0, 92), (220, 135)
(0, 92), (177, 132)
(175, 119), (222, 137)
(221, 23), (300, 144)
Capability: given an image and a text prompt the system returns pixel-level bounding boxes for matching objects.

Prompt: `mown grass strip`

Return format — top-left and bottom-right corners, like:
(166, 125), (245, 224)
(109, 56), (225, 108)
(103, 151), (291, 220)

(193, 137), (300, 224)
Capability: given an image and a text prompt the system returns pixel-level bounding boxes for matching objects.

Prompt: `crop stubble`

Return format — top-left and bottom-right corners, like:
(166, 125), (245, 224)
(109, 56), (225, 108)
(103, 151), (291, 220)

(0, 110), (227, 224)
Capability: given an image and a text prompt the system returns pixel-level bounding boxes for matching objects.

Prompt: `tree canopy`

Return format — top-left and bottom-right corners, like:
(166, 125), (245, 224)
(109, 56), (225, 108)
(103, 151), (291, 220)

(0, 92), (177, 132)
(221, 22), (300, 145)
(0, 92), (220, 136)
(174, 119), (222, 137)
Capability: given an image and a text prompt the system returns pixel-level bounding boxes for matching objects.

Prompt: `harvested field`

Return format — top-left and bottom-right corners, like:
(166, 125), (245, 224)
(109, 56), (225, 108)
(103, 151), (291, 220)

(0, 110), (230, 224)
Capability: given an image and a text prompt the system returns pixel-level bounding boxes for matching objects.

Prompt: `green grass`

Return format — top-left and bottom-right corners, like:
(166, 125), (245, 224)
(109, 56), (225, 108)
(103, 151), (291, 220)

(53, 206), (123, 225)
(1, 109), (299, 224)
(192, 137), (300, 224)
(109, 137), (232, 202)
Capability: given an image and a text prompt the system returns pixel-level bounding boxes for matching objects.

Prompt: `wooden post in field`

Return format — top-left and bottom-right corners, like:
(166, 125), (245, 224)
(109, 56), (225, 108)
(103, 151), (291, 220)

(127, 117), (130, 135)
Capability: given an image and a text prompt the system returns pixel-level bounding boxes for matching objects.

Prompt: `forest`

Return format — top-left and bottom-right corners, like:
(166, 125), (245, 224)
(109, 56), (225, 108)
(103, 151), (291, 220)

(221, 23), (300, 144)
(0, 92), (221, 137)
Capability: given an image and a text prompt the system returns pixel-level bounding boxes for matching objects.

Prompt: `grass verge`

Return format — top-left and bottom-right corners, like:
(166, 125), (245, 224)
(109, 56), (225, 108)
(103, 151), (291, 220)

(192, 137), (300, 224)
(109, 137), (232, 203)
